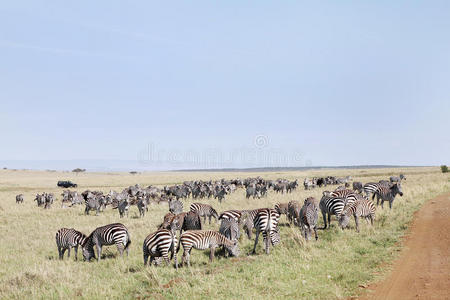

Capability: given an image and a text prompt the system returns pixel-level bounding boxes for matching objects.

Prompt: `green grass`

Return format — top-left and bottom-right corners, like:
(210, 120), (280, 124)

(0, 167), (448, 299)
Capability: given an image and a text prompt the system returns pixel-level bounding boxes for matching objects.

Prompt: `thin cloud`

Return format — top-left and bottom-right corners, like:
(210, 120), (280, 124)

(0, 39), (140, 61)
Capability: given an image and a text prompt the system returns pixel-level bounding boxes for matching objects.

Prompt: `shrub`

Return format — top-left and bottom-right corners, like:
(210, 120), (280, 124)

(441, 165), (449, 173)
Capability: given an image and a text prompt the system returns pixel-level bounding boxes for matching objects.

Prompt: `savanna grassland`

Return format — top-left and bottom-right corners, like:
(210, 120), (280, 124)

(0, 167), (448, 299)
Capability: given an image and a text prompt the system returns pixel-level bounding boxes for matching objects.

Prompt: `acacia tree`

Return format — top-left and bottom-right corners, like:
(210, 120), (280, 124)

(72, 168), (86, 175)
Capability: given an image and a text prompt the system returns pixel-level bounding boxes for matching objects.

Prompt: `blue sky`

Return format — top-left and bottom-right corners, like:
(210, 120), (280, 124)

(1, 1), (449, 170)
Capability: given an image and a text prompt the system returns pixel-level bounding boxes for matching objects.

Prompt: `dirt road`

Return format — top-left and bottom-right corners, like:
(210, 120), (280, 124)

(361, 192), (450, 299)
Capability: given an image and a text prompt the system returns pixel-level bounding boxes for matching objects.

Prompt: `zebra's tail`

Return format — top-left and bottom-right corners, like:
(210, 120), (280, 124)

(124, 231), (131, 251)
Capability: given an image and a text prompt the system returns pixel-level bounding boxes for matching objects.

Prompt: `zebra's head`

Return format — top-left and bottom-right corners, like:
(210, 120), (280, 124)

(391, 183), (403, 196)
(82, 238), (95, 261)
(225, 240), (240, 257)
(338, 213), (351, 229)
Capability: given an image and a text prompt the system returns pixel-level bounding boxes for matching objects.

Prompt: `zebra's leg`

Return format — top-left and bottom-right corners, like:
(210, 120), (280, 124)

(163, 251), (170, 266)
(389, 200), (393, 210)
(252, 230), (260, 254)
(67, 247), (71, 258)
(74, 245), (78, 261)
(355, 215), (360, 233)
(143, 252), (149, 266)
(314, 226), (318, 241)
(321, 211), (327, 229)
(96, 245), (102, 262)
(370, 215), (374, 226)
(381, 199), (384, 209)
(265, 232), (270, 254)
(58, 247), (63, 260)
(209, 246), (215, 262)
(328, 214), (331, 228)
(117, 243), (125, 257)
(208, 215), (212, 225)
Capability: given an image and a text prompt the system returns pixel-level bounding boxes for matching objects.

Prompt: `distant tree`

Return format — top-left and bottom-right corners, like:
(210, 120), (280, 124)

(130, 171), (138, 175)
(441, 165), (449, 173)
(72, 168), (86, 175)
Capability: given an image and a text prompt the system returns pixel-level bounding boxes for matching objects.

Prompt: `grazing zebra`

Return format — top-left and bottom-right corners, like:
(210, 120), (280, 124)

(82, 223), (131, 262)
(55, 228), (87, 260)
(331, 188), (354, 198)
(143, 229), (177, 268)
(16, 194), (24, 204)
(137, 197), (148, 218)
(251, 208), (280, 254)
(299, 197), (319, 241)
(352, 181), (363, 193)
(319, 192), (345, 229)
(287, 200), (301, 225)
(274, 202), (289, 218)
(219, 218), (240, 242)
(374, 183), (403, 209)
(190, 203), (219, 224)
(338, 199), (376, 232)
(177, 230), (239, 267)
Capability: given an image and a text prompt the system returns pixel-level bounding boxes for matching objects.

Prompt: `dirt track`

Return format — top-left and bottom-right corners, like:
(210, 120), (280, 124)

(361, 192), (450, 300)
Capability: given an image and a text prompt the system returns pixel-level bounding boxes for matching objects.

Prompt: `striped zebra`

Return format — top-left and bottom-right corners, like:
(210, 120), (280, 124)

(251, 208), (280, 254)
(219, 218), (240, 242)
(82, 223), (131, 262)
(143, 229), (177, 268)
(374, 182), (403, 209)
(55, 228), (87, 260)
(287, 200), (301, 225)
(218, 210), (242, 222)
(190, 203), (219, 224)
(299, 197), (319, 241)
(338, 199), (376, 232)
(363, 182), (390, 199)
(274, 202), (289, 223)
(177, 230), (239, 267)
(241, 208), (264, 239)
(319, 191), (345, 229)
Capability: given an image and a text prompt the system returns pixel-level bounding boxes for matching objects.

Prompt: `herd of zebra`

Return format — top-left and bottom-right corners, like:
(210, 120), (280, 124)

(50, 174), (406, 269)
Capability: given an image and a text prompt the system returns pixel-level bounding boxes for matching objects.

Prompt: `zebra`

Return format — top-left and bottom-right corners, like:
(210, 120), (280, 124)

(338, 199), (376, 232)
(374, 182), (403, 209)
(117, 199), (130, 218)
(240, 208), (264, 239)
(143, 229), (177, 268)
(319, 192), (345, 229)
(177, 230), (239, 267)
(169, 198), (183, 214)
(251, 208), (280, 254)
(299, 197), (319, 241)
(363, 181), (390, 199)
(137, 197), (148, 218)
(352, 181), (363, 193)
(287, 200), (301, 225)
(189, 203), (219, 224)
(82, 223), (131, 262)
(16, 194), (24, 204)
(219, 218), (240, 242)
(390, 174), (406, 183)
(274, 202), (289, 221)
(55, 228), (87, 260)
(218, 210), (242, 222)
(85, 196), (104, 216)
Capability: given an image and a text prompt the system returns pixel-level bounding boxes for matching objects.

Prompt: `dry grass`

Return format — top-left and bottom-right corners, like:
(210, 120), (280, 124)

(0, 167), (448, 299)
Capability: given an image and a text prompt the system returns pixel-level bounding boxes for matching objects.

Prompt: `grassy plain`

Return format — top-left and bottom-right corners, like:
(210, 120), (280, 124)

(0, 167), (448, 299)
